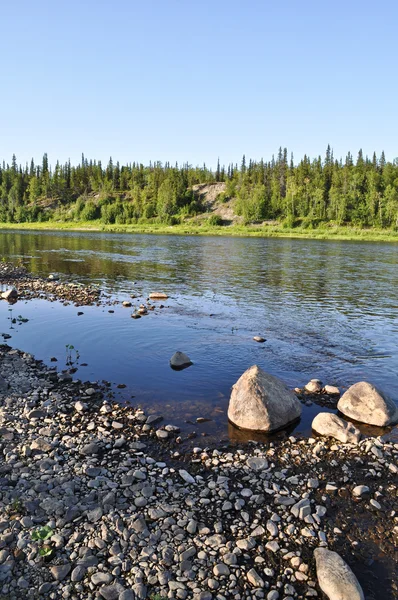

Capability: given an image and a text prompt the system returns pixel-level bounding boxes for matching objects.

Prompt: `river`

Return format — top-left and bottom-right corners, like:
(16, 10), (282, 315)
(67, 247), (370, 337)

(0, 229), (397, 442)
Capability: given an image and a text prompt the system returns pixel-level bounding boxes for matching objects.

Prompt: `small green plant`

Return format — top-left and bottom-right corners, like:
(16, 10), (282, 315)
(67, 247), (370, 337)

(31, 526), (53, 542)
(150, 595), (168, 600)
(31, 526), (54, 561)
(38, 546), (53, 557)
(65, 344), (80, 366)
(7, 497), (23, 515)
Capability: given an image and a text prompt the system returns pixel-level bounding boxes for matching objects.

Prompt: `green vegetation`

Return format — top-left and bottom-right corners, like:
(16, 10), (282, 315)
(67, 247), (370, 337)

(1, 219), (398, 242)
(1, 147), (398, 235)
(31, 526), (53, 541)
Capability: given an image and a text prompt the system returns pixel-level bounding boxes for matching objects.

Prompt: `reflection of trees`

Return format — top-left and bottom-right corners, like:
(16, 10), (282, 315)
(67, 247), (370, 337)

(0, 231), (397, 315)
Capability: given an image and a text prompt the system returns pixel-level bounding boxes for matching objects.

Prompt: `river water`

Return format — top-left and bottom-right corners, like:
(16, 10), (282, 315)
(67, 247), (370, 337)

(0, 229), (397, 442)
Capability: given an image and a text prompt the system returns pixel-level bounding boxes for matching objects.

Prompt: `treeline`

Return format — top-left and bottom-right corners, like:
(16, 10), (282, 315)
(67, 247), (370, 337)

(0, 147), (397, 228)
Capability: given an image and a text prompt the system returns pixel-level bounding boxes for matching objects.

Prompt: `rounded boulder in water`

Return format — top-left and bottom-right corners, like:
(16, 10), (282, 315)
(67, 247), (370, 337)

(170, 351), (192, 370)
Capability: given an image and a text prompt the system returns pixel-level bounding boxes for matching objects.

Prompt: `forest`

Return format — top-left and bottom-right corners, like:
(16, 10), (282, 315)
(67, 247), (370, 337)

(0, 147), (398, 229)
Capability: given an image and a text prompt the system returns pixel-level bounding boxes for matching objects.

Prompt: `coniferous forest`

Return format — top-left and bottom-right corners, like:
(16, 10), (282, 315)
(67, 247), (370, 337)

(1, 147), (398, 229)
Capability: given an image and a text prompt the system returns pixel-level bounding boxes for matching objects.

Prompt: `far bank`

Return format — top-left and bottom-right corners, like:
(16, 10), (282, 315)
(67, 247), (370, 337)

(1, 221), (398, 243)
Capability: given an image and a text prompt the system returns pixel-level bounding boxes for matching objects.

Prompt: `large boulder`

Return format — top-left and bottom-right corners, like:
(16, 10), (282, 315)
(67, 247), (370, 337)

(228, 365), (301, 432)
(312, 412), (361, 444)
(337, 381), (398, 427)
(314, 547), (364, 600)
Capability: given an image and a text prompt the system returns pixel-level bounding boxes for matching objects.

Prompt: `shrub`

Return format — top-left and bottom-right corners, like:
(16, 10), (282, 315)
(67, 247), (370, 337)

(207, 214), (223, 226)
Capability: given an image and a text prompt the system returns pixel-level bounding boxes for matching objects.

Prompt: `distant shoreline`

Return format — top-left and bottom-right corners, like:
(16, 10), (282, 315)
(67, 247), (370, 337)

(1, 221), (398, 242)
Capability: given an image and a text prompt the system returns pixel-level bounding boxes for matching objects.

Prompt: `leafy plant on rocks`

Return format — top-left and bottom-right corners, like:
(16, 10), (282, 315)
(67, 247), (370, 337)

(31, 525), (53, 542)
(31, 526), (55, 561)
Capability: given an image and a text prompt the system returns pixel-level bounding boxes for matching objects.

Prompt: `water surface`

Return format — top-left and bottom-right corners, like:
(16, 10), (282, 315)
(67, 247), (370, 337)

(1, 230), (397, 442)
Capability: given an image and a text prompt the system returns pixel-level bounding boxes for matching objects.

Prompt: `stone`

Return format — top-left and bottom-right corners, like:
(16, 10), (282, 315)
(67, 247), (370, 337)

(149, 292), (168, 299)
(80, 442), (100, 455)
(27, 409), (45, 420)
(50, 563), (71, 581)
(352, 485), (370, 497)
(253, 336), (266, 343)
(213, 563), (230, 577)
(99, 584), (125, 600)
(312, 413), (361, 444)
(324, 385), (340, 395)
(74, 401), (87, 412)
(31, 438), (52, 453)
(228, 365), (301, 432)
(247, 456), (268, 471)
(1, 288), (18, 300)
(170, 351), (192, 369)
(247, 568), (264, 587)
(305, 380), (322, 393)
(179, 469), (196, 484)
(337, 381), (398, 427)
(314, 548), (364, 600)
(91, 572), (113, 585)
(71, 565), (87, 582)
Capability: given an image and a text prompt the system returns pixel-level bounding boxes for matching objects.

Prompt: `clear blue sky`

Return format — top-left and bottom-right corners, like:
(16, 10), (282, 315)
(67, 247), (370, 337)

(0, 0), (396, 169)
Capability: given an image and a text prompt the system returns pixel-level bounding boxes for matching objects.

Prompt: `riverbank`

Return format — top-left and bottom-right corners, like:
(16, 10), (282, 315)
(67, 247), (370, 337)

(1, 221), (398, 242)
(0, 344), (397, 600)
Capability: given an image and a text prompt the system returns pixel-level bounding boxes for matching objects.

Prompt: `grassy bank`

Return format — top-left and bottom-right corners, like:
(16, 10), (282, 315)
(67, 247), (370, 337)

(1, 220), (398, 242)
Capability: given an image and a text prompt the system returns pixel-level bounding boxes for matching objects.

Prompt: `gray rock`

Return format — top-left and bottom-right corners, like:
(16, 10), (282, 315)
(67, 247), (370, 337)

(312, 412), (361, 444)
(228, 365), (302, 432)
(71, 565), (87, 582)
(81, 442), (100, 455)
(213, 563), (230, 576)
(314, 547), (364, 600)
(119, 592), (136, 600)
(91, 572), (113, 585)
(179, 469), (196, 484)
(50, 563), (71, 581)
(337, 381), (398, 427)
(170, 351), (192, 369)
(27, 409), (45, 420)
(246, 456), (268, 471)
(99, 583), (125, 599)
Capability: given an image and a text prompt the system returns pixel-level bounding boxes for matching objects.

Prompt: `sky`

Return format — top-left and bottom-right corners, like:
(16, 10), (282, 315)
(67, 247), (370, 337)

(0, 0), (397, 169)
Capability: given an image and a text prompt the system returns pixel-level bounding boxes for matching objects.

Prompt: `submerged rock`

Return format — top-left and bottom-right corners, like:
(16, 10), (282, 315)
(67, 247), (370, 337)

(312, 412), (361, 444)
(253, 336), (266, 343)
(314, 547), (364, 600)
(170, 351), (192, 370)
(228, 365), (301, 432)
(337, 381), (398, 427)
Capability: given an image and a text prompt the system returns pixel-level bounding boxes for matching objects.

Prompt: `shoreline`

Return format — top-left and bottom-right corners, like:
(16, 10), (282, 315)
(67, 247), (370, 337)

(0, 344), (397, 599)
(1, 221), (398, 243)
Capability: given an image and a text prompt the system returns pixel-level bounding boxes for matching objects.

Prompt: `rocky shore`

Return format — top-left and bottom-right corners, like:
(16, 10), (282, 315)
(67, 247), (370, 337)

(0, 262), (102, 306)
(0, 345), (397, 600)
